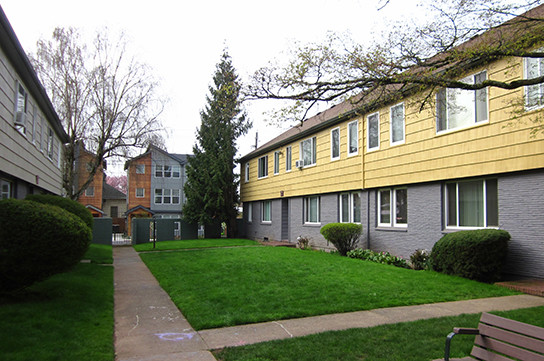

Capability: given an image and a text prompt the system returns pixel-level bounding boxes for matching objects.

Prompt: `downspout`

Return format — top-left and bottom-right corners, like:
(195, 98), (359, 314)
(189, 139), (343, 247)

(366, 190), (370, 249)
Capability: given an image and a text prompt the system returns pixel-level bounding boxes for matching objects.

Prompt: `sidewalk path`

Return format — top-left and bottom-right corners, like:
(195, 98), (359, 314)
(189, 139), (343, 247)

(114, 246), (216, 361)
(114, 245), (544, 358)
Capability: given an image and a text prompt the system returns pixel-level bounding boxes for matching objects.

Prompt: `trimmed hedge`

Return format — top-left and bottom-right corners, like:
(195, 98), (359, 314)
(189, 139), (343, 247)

(0, 199), (92, 292)
(430, 229), (510, 283)
(26, 194), (93, 229)
(320, 223), (362, 256)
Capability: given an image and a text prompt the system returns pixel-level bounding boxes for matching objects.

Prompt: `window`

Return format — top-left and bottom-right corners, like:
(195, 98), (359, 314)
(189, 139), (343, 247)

(110, 206), (118, 218)
(155, 189), (180, 204)
(85, 186), (95, 197)
(390, 103), (405, 145)
(525, 55), (544, 109)
(31, 105), (36, 143)
(1, 179), (11, 199)
(445, 178), (498, 228)
(304, 196), (320, 224)
(286, 146), (292, 171)
(331, 127), (340, 160)
(274, 151), (280, 175)
(300, 136), (316, 166)
(262, 200), (271, 222)
(258, 155), (268, 178)
(247, 202), (253, 223)
(245, 163), (250, 182)
(348, 121), (358, 155)
(340, 192), (362, 223)
(14, 82), (27, 132)
(378, 188), (407, 227)
(135, 164), (145, 174)
(47, 128), (54, 159)
(172, 165), (181, 178)
(136, 188), (145, 198)
(436, 71), (488, 133)
(367, 112), (380, 151)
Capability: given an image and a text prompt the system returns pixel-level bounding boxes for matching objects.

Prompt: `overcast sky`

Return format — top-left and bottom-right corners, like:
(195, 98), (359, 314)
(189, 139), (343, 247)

(1, 0), (420, 173)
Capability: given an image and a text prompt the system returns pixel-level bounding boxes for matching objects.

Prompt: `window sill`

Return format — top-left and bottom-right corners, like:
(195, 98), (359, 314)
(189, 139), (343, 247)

(435, 120), (488, 137)
(376, 226), (408, 232)
(261, 221), (272, 225)
(303, 222), (321, 227)
(442, 226), (499, 233)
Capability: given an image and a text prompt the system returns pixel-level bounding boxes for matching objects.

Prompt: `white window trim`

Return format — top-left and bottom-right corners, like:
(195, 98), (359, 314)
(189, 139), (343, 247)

(304, 195), (321, 225)
(261, 200), (272, 223)
(378, 188), (408, 228)
(14, 81), (27, 134)
(85, 186), (95, 197)
(245, 162), (250, 182)
(524, 54), (544, 111)
(390, 102), (405, 146)
(285, 146), (292, 172)
(300, 136), (317, 168)
(247, 202), (253, 223)
(136, 188), (145, 198)
(436, 70), (489, 135)
(348, 120), (359, 156)
(331, 127), (340, 161)
(367, 112), (380, 152)
(258, 155), (268, 179)
(274, 151), (280, 175)
(340, 192), (362, 224)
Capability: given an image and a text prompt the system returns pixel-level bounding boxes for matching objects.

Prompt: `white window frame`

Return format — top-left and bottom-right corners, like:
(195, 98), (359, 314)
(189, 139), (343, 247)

(47, 128), (54, 160)
(300, 136), (317, 167)
(136, 188), (145, 198)
(436, 70), (488, 134)
(258, 155), (268, 179)
(154, 188), (181, 205)
(390, 103), (405, 146)
(14, 81), (27, 134)
(31, 104), (36, 143)
(445, 178), (498, 229)
(348, 120), (358, 156)
(247, 202), (253, 223)
(245, 162), (250, 182)
(331, 127), (340, 161)
(304, 196), (321, 224)
(135, 164), (145, 174)
(367, 112), (380, 151)
(378, 187), (407, 228)
(172, 165), (181, 178)
(261, 200), (272, 223)
(285, 146), (292, 172)
(274, 151), (280, 175)
(1, 179), (12, 199)
(524, 54), (544, 110)
(339, 192), (362, 224)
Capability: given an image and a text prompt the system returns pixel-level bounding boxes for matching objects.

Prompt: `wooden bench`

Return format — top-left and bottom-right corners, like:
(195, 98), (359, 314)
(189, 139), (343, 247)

(439, 312), (544, 361)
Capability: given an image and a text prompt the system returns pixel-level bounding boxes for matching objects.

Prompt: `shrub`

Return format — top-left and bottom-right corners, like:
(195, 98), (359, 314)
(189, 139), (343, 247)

(0, 199), (92, 292)
(410, 249), (430, 270)
(430, 229), (510, 283)
(296, 236), (312, 250)
(26, 193), (93, 229)
(320, 223), (362, 256)
(347, 248), (410, 268)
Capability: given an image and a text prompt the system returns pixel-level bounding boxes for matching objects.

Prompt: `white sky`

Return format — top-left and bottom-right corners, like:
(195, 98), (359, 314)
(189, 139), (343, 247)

(1, 0), (421, 174)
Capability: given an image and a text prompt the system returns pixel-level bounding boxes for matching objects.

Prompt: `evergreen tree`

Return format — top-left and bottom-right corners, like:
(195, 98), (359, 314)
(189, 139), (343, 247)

(183, 51), (251, 237)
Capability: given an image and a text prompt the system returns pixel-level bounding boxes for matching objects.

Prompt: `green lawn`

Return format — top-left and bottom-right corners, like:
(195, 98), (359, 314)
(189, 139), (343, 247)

(133, 238), (260, 252)
(140, 247), (518, 330)
(0, 245), (114, 361)
(213, 306), (544, 361)
(84, 243), (114, 264)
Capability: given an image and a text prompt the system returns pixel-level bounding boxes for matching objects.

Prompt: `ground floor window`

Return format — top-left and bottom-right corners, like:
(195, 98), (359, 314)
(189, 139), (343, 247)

(445, 178), (498, 228)
(378, 187), (407, 227)
(262, 200), (271, 222)
(0, 179), (11, 199)
(304, 196), (320, 224)
(340, 192), (361, 223)
(247, 202), (253, 223)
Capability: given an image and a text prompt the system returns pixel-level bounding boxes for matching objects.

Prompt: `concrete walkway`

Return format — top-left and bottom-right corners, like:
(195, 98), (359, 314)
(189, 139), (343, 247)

(114, 246), (544, 359)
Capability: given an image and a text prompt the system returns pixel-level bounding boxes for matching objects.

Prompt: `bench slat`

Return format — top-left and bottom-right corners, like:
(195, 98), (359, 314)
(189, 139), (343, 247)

(478, 324), (544, 354)
(480, 313), (544, 341)
(473, 335), (544, 361)
(471, 346), (519, 361)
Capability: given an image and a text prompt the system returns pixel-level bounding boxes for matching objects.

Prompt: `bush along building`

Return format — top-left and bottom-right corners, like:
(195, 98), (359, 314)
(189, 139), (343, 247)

(124, 145), (191, 234)
(0, 6), (69, 199)
(239, 5), (544, 279)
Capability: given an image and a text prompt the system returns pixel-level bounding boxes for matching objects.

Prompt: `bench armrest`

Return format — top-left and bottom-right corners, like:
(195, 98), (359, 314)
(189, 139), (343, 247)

(444, 328), (479, 361)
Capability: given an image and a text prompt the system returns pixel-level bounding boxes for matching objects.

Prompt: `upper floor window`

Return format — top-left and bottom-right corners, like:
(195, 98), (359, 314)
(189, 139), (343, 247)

(300, 136), (316, 167)
(135, 164), (145, 174)
(390, 103), (405, 145)
(258, 155), (268, 178)
(436, 71), (488, 133)
(525, 55), (544, 109)
(136, 188), (145, 198)
(378, 188), (407, 228)
(274, 151), (280, 175)
(14, 82), (27, 133)
(245, 163), (250, 182)
(47, 128), (54, 160)
(340, 192), (361, 223)
(348, 121), (358, 156)
(331, 127), (340, 160)
(286, 146), (292, 171)
(304, 196), (320, 224)
(445, 178), (497, 229)
(85, 186), (95, 197)
(154, 188), (180, 204)
(367, 112), (380, 151)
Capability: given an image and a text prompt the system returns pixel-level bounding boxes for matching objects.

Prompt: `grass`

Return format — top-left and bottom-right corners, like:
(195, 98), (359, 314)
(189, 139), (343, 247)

(133, 238), (260, 252)
(213, 306), (544, 361)
(0, 247), (114, 361)
(83, 243), (114, 264)
(140, 247), (518, 330)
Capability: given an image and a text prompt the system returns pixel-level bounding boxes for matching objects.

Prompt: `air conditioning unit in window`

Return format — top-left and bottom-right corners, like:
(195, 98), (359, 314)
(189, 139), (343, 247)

(295, 160), (303, 169)
(14, 112), (25, 126)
